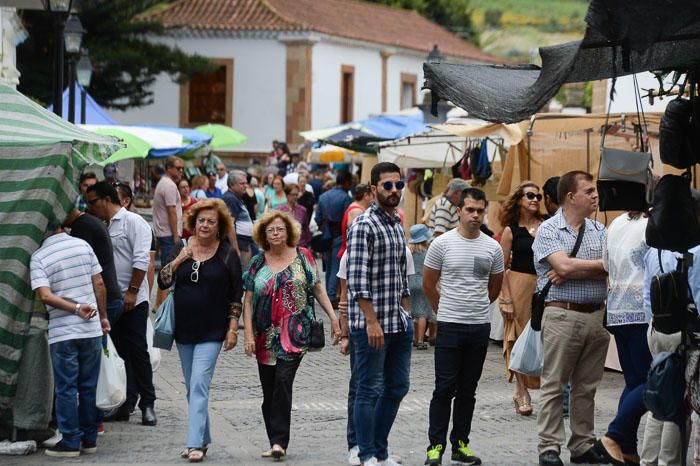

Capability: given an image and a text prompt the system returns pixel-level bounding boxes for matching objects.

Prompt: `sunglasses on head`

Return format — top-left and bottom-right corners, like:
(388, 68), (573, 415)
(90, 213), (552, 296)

(381, 180), (405, 191)
(524, 192), (543, 201)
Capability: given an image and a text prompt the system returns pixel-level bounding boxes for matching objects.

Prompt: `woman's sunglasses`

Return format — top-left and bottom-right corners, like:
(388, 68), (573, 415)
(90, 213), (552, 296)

(524, 192), (543, 201)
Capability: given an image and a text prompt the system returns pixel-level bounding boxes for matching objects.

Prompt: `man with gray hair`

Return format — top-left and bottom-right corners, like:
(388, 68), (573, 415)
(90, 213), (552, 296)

(222, 170), (251, 266)
(429, 178), (471, 237)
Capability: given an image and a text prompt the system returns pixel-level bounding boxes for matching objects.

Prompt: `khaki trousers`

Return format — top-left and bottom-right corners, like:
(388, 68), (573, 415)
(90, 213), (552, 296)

(537, 306), (610, 456)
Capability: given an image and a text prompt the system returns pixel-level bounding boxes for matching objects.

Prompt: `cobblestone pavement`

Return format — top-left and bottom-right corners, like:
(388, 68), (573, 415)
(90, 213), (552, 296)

(8, 312), (650, 466)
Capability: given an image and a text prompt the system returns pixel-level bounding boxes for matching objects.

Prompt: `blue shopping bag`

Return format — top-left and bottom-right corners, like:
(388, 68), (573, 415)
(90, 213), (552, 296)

(508, 320), (543, 376)
(153, 287), (175, 350)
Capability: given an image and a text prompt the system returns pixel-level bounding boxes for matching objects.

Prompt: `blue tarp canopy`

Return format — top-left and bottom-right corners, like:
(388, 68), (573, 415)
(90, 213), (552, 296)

(48, 83), (117, 125)
(357, 114), (428, 140)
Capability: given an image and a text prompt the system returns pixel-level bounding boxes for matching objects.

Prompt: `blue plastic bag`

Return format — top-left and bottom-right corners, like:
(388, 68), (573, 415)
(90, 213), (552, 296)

(508, 320), (543, 376)
(153, 287), (175, 350)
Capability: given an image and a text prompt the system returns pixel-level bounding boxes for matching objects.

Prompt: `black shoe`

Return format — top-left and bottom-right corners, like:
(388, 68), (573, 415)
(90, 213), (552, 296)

(141, 406), (157, 426)
(539, 450), (564, 466)
(103, 404), (129, 422)
(593, 439), (625, 465)
(45, 440), (80, 457)
(80, 440), (97, 454)
(571, 445), (606, 464)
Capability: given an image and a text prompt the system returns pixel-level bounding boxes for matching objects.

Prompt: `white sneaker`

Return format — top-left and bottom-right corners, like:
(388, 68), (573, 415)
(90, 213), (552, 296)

(363, 457), (380, 466)
(348, 445), (361, 466)
(42, 432), (62, 448)
(380, 457), (402, 466)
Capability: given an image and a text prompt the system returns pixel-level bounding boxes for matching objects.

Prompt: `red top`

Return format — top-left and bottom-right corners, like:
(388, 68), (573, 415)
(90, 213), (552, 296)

(337, 204), (365, 259)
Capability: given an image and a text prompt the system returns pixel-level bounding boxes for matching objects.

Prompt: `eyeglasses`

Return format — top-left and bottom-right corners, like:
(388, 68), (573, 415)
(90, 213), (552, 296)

(464, 207), (486, 215)
(174, 166), (185, 172)
(87, 197), (101, 205)
(191, 260), (201, 283)
(381, 180), (405, 191)
(524, 192), (543, 201)
(265, 227), (286, 234)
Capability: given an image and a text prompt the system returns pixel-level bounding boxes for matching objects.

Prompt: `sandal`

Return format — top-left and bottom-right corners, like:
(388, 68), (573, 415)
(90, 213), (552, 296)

(513, 395), (533, 416)
(188, 448), (205, 463)
(181, 445), (208, 459)
(416, 342), (428, 350)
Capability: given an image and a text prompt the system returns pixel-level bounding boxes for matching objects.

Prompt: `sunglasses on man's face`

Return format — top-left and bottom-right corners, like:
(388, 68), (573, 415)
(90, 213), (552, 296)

(524, 192), (543, 201)
(381, 180), (405, 191)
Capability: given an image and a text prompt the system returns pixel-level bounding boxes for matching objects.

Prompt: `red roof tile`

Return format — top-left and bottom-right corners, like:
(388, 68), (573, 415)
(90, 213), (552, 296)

(148, 0), (500, 63)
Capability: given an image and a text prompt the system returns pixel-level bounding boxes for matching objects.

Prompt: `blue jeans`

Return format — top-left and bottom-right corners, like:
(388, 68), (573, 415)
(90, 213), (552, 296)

(325, 236), (343, 301)
(347, 334), (358, 449)
(428, 322), (490, 449)
(352, 325), (412, 462)
(50, 336), (102, 449)
(177, 341), (221, 448)
(157, 235), (175, 267)
(606, 324), (653, 454)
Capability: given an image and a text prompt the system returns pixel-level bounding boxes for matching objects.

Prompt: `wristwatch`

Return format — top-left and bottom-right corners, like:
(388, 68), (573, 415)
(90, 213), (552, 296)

(128, 285), (140, 293)
(74, 303), (81, 315)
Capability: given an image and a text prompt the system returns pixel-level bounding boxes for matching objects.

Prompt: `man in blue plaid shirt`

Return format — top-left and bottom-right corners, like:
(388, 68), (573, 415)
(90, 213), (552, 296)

(346, 162), (411, 466)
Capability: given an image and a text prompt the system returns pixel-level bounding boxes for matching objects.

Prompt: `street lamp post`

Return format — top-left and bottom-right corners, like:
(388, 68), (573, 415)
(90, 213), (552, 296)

(43, 0), (74, 117)
(76, 51), (93, 125)
(63, 14), (84, 123)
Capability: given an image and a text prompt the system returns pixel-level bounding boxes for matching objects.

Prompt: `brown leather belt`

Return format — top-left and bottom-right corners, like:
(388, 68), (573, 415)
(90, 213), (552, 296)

(545, 301), (603, 313)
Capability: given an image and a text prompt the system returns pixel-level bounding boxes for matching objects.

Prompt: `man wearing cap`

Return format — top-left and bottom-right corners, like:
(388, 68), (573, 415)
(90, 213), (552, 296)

(205, 170), (223, 198)
(103, 164), (118, 185)
(428, 178), (471, 237)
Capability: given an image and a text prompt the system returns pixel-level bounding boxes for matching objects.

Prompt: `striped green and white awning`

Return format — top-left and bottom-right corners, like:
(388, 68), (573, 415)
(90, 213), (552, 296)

(0, 84), (121, 416)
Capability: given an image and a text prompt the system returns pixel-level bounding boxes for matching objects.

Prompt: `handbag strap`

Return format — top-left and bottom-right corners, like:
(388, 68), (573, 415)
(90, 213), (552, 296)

(540, 219), (587, 298)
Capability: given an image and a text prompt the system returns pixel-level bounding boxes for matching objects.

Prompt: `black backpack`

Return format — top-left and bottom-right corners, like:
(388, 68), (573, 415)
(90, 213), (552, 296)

(650, 251), (689, 334)
(659, 76), (700, 169)
(646, 173), (700, 252)
(644, 348), (686, 423)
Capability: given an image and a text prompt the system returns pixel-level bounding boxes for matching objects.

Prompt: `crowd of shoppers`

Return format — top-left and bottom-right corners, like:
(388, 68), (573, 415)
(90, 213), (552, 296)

(34, 144), (700, 466)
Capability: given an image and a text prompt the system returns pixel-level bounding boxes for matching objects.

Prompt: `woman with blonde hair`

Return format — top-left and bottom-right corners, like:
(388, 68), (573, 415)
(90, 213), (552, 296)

(243, 211), (341, 460)
(190, 175), (209, 200)
(157, 198), (242, 462)
(498, 181), (543, 416)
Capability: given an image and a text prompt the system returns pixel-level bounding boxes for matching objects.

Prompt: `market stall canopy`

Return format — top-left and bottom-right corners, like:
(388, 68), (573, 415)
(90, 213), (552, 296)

(434, 122), (523, 146)
(377, 129), (466, 169)
(0, 84), (121, 413)
(309, 144), (364, 164)
(423, 0), (700, 123)
(48, 83), (117, 125)
(195, 124), (247, 149)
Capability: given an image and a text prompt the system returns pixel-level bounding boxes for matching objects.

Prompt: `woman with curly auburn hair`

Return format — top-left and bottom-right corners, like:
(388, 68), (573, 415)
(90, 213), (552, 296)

(243, 210), (341, 460)
(157, 198), (242, 462)
(498, 181), (544, 416)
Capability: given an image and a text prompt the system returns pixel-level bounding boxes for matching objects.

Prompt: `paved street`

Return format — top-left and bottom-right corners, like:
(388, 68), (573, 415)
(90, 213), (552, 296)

(7, 312), (641, 466)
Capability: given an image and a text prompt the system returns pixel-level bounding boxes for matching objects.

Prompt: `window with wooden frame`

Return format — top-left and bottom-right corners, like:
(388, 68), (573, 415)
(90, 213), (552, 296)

(180, 59), (233, 127)
(400, 72), (417, 110)
(340, 65), (355, 123)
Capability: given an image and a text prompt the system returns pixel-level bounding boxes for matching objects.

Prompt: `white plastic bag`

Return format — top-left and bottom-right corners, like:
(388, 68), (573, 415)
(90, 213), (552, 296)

(508, 320), (544, 376)
(96, 335), (126, 411)
(146, 317), (161, 372)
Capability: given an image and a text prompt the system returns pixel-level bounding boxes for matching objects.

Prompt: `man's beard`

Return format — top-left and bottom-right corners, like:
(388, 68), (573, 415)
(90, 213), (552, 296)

(376, 191), (400, 209)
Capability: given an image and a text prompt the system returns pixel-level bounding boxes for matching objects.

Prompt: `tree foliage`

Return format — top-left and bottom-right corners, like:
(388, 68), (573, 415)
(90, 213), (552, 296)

(366, 0), (475, 40)
(17, 0), (215, 110)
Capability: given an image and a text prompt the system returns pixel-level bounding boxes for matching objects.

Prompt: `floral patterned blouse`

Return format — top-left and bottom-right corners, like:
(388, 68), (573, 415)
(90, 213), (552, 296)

(243, 247), (319, 365)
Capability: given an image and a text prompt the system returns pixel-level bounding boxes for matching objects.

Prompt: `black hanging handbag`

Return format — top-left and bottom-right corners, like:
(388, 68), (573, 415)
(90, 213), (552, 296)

(531, 221), (586, 331)
(597, 77), (653, 212)
(597, 179), (648, 212)
(650, 250), (689, 334)
(298, 249), (326, 351)
(659, 75), (700, 169)
(646, 172), (700, 252)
